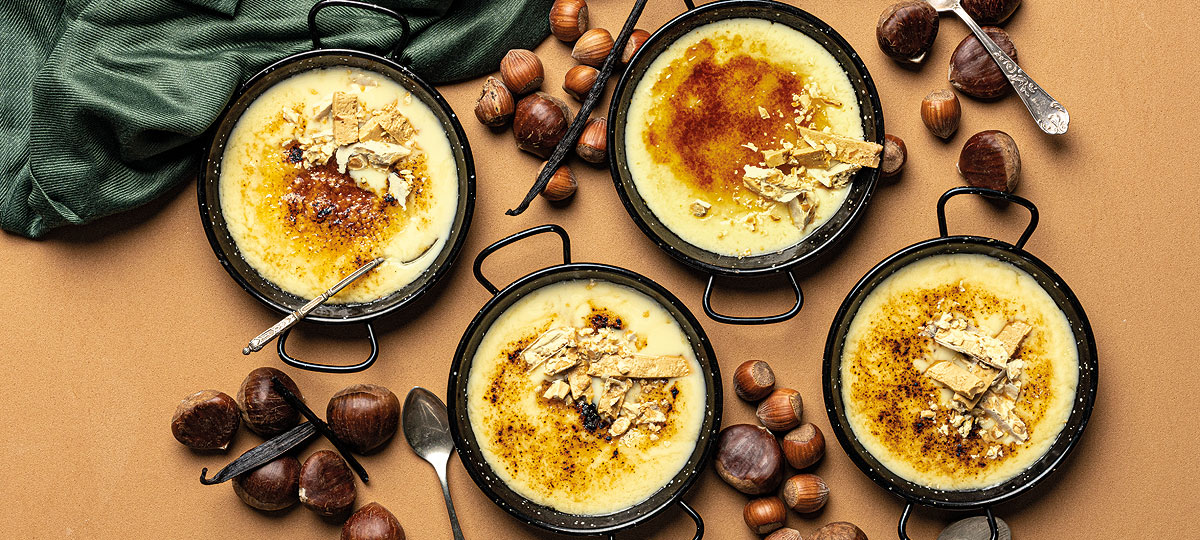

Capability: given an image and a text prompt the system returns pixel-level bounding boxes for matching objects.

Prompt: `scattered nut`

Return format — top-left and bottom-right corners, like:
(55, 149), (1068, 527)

(237, 367), (302, 437)
(572, 28), (614, 67)
(500, 49), (544, 95)
(743, 496), (788, 535)
(622, 29), (650, 63)
(810, 521), (868, 540)
(782, 423), (826, 469)
(757, 388), (802, 431)
(921, 89), (961, 139)
(766, 528), (803, 540)
(342, 502), (406, 540)
(881, 134), (907, 178)
(541, 164), (578, 201)
(327, 384), (400, 455)
(513, 92), (571, 158)
(576, 117), (607, 163)
(714, 424), (783, 495)
(563, 64), (600, 101)
(549, 0), (589, 42)
(474, 76), (514, 127)
(233, 455), (300, 511)
(782, 473), (829, 514)
(958, 130), (1020, 192)
(299, 450), (357, 517)
(171, 389), (240, 451)
(949, 27), (1017, 99)
(877, 1), (940, 63)
(962, 0), (1021, 25)
(733, 360), (776, 402)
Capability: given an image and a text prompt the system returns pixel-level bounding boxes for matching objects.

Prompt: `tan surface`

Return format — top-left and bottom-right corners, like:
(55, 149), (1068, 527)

(1, 1), (1197, 538)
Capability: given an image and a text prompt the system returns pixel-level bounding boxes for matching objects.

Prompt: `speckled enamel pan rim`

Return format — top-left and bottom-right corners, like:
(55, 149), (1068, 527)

(822, 236), (1099, 510)
(446, 263), (723, 536)
(197, 49), (475, 325)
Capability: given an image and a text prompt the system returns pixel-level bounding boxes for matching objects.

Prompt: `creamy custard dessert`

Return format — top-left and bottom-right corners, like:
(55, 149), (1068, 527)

(840, 254), (1078, 490)
(220, 67), (458, 303)
(625, 18), (880, 257)
(465, 279), (707, 515)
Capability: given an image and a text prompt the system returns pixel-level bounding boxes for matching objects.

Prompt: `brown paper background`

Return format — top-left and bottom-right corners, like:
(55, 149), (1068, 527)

(3, 0), (1197, 537)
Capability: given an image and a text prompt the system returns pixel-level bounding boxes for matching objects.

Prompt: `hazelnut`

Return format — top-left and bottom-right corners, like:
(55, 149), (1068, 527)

(541, 164), (577, 201)
(963, 0), (1021, 25)
(342, 502), (406, 540)
(781, 473), (829, 514)
(299, 450), (357, 517)
(921, 89), (961, 139)
(958, 130), (1020, 192)
(237, 367), (302, 437)
(876, 1), (939, 63)
(576, 117), (607, 163)
(881, 134), (907, 179)
(744, 497), (787, 535)
(766, 528), (803, 540)
(782, 423), (826, 469)
(499, 49), (544, 95)
(327, 384), (400, 455)
(810, 522), (868, 540)
(563, 64), (599, 101)
(714, 424), (783, 495)
(475, 76), (514, 127)
(733, 360), (776, 402)
(513, 92), (571, 158)
(621, 29), (650, 64)
(756, 388), (802, 431)
(232, 455), (300, 511)
(572, 28), (613, 67)
(171, 389), (240, 451)
(949, 27), (1017, 99)
(549, 0), (589, 42)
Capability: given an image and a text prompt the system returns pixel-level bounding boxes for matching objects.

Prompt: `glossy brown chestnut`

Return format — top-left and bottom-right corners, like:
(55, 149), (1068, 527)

(237, 367), (302, 437)
(171, 389), (240, 450)
(963, 0), (1021, 25)
(342, 502), (406, 540)
(733, 360), (776, 402)
(881, 134), (907, 178)
(810, 521), (868, 540)
(513, 92), (572, 158)
(714, 424), (784, 495)
(958, 130), (1020, 192)
(781, 423), (826, 469)
(876, 1), (940, 63)
(327, 384), (400, 455)
(299, 450), (357, 517)
(949, 27), (1017, 99)
(232, 455), (300, 511)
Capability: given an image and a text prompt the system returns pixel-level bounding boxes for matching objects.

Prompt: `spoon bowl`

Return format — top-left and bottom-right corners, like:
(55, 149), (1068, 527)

(403, 387), (465, 540)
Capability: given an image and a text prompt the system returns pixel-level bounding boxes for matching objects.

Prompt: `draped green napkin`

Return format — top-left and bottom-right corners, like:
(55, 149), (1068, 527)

(0, 0), (551, 238)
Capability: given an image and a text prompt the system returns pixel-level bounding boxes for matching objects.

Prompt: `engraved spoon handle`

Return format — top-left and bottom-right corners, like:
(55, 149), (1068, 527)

(434, 460), (465, 540)
(952, 5), (1069, 134)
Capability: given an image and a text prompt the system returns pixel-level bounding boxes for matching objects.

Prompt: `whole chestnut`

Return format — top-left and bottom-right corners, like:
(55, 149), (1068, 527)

(963, 0), (1021, 25)
(949, 27), (1017, 99)
(714, 424), (783, 495)
(328, 384), (401, 455)
(782, 423), (825, 469)
(876, 1), (939, 64)
(299, 450), (357, 517)
(513, 92), (572, 158)
(881, 134), (908, 179)
(733, 360), (775, 402)
(171, 389), (240, 450)
(958, 130), (1020, 192)
(232, 455), (300, 511)
(756, 388), (802, 431)
(810, 521), (868, 540)
(237, 367), (302, 437)
(781, 473), (829, 514)
(743, 496), (787, 535)
(342, 502), (406, 540)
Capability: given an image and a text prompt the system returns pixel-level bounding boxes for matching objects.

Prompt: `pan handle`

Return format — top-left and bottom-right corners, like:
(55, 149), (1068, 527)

(606, 499), (704, 540)
(898, 502), (998, 540)
(308, 0), (412, 61)
(473, 224), (572, 295)
(937, 186), (1039, 250)
(276, 322), (379, 373)
(702, 272), (803, 325)
(684, 0), (698, 9)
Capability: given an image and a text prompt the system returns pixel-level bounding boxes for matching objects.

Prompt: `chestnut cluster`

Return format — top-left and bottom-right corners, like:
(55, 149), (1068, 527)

(722, 361), (850, 536)
(171, 367), (406, 538)
(474, 0), (651, 204)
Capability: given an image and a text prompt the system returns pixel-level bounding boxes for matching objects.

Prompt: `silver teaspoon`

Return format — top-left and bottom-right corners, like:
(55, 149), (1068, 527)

(403, 387), (465, 540)
(927, 0), (1069, 134)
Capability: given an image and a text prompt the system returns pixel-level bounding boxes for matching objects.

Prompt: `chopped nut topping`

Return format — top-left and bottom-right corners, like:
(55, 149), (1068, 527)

(543, 380), (570, 401)
(690, 200), (711, 217)
(793, 126), (882, 168)
(757, 106), (770, 119)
